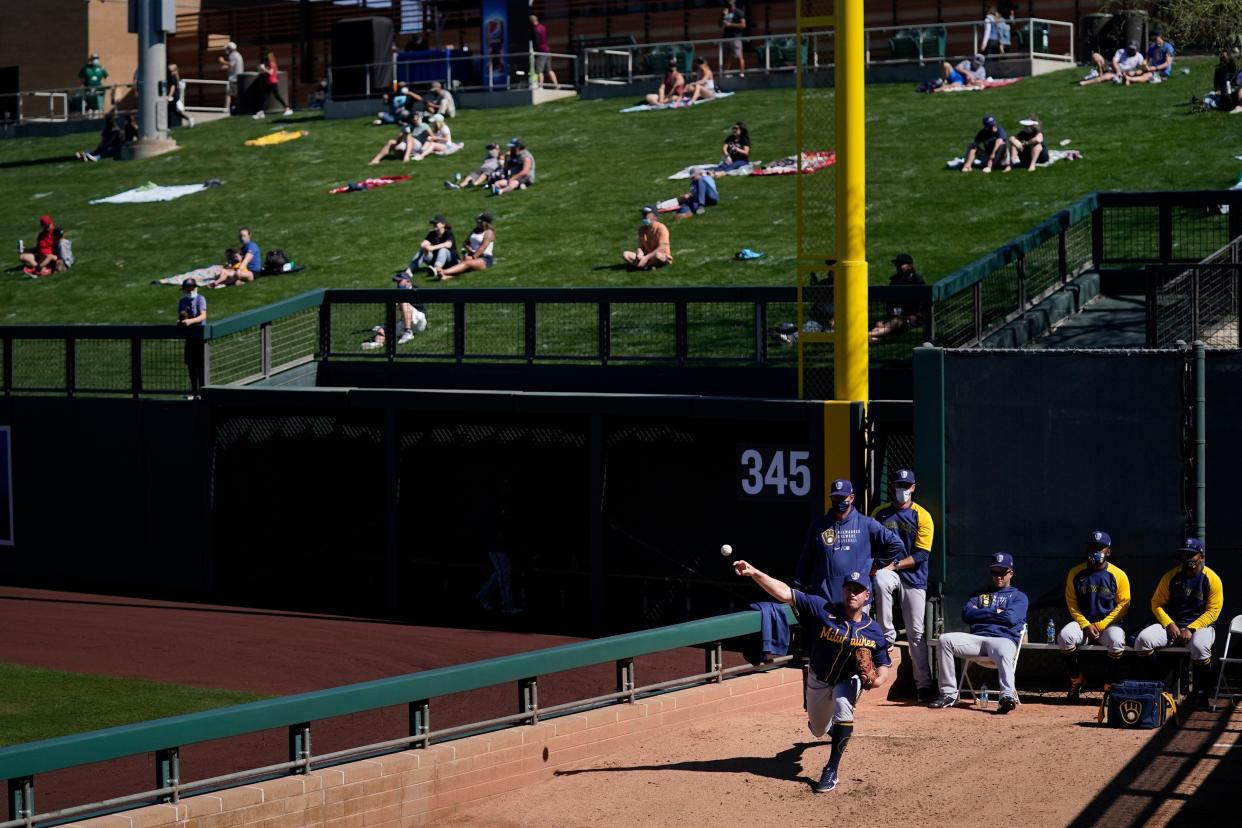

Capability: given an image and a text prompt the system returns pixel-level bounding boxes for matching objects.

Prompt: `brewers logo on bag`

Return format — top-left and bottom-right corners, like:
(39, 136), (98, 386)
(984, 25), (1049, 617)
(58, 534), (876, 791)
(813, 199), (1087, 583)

(1118, 699), (1143, 725)
(1107, 681), (1168, 729)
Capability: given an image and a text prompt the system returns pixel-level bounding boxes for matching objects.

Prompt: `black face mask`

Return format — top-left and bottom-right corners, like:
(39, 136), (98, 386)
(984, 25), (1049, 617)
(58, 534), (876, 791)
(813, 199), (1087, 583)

(832, 498), (851, 514)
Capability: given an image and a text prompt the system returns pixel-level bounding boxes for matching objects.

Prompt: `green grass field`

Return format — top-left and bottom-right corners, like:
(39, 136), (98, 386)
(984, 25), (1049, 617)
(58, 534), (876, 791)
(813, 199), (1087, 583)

(0, 56), (1237, 325)
(0, 662), (267, 747)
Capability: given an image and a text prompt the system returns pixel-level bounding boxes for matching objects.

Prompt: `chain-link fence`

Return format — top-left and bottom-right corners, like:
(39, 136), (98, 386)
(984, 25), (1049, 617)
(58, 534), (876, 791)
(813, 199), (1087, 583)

(1154, 241), (1241, 348)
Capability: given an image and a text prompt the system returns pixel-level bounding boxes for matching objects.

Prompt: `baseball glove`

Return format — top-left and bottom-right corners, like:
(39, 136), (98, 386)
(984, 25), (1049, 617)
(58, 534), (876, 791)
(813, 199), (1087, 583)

(854, 647), (878, 689)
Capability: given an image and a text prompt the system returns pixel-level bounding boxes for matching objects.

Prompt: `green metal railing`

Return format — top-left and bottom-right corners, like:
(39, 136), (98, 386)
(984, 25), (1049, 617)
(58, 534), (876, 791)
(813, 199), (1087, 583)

(0, 607), (798, 827)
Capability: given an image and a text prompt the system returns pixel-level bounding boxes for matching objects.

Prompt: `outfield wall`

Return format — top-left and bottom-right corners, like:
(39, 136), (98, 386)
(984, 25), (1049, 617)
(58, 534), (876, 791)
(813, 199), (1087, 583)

(915, 347), (1241, 640)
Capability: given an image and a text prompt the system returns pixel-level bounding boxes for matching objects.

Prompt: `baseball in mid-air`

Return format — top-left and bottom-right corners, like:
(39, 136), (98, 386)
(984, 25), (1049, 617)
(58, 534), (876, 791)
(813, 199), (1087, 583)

(720, 544), (733, 557)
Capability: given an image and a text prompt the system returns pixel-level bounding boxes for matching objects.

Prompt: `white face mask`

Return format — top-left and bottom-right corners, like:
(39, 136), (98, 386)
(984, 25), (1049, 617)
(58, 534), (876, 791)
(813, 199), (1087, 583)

(894, 487), (913, 505)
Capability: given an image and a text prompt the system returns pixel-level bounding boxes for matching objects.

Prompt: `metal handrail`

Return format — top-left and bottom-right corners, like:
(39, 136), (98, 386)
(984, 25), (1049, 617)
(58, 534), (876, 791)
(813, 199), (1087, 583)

(327, 50), (580, 98)
(0, 608), (797, 827)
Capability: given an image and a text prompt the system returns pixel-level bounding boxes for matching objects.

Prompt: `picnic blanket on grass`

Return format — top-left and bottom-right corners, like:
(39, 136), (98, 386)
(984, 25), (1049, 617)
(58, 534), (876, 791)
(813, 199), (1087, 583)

(945, 148), (1083, 170)
(245, 130), (309, 147)
(153, 264), (307, 286)
(329, 175), (411, 194)
(620, 91), (734, 113)
(667, 151), (835, 180)
(90, 179), (221, 205)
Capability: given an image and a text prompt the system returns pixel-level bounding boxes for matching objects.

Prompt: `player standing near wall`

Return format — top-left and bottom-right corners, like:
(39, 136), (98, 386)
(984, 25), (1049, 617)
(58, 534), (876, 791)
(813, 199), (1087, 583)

(794, 479), (905, 606)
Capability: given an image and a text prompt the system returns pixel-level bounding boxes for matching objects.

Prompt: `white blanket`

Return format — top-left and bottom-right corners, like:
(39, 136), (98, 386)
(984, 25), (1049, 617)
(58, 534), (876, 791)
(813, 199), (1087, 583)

(90, 180), (221, 205)
(620, 90), (734, 113)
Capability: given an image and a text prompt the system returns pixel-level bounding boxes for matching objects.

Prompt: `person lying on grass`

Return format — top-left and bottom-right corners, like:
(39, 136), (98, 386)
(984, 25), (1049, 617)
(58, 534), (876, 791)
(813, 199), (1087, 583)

(432, 213), (495, 281)
(938, 54), (987, 91)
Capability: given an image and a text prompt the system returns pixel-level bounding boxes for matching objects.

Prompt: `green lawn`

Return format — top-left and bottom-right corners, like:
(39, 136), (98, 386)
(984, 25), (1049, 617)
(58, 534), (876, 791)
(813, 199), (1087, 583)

(0, 662), (267, 747)
(0, 56), (1237, 325)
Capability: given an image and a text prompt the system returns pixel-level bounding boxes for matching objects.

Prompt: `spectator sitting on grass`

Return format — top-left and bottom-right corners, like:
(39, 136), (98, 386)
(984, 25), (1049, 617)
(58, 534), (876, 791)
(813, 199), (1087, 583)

(1208, 50), (1239, 111)
(1145, 33), (1175, 81)
(961, 115), (1008, 173)
(445, 143), (504, 189)
(938, 54), (987, 90)
(75, 114), (125, 162)
(710, 121), (751, 176)
(645, 59), (686, 106)
(405, 215), (459, 275)
(213, 228), (260, 288)
(675, 168), (719, 218)
(622, 205), (673, 271)
(361, 273), (426, 349)
(491, 138), (536, 195)
(423, 81), (456, 118)
(369, 121), (420, 165)
(684, 57), (717, 103)
(1080, 42), (1144, 86)
(372, 88), (416, 125)
(18, 215), (57, 276)
(432, 213), (495, 281)
(1008, 116), (1048, 172)
(410, 114), (453, 160)
(868, 254), (926, 341)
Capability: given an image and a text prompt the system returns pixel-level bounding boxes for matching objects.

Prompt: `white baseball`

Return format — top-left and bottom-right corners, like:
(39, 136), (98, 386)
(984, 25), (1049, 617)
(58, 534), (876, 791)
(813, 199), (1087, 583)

(720, 544), (733, 557)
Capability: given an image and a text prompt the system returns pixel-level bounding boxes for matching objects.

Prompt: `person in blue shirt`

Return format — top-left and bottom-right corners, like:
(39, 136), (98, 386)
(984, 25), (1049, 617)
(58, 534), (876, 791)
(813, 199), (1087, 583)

(871, 468), (936, 701)
(961, 115), (1009, 173)
(178, 280), (208, 397)
(1057, 530), (1130, 701)
(793, 478), (905, 607)
(929, 552), (1029, 713)
(734, 562), (890, 794)
(214, 228), (261, 289)
(1145, 32), (1175, 79)
(1134, 538), (1224, 701)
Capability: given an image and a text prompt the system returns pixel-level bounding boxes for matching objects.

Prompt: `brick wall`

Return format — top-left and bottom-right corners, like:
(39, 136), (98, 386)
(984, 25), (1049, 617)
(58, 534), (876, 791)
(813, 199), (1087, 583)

(65, 667), (803, 828)
(0, 0), (88, 92)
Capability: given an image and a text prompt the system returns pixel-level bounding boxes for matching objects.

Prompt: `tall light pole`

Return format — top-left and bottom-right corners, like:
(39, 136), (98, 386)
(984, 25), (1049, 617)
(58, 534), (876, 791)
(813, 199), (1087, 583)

(123, 0), (179, 160)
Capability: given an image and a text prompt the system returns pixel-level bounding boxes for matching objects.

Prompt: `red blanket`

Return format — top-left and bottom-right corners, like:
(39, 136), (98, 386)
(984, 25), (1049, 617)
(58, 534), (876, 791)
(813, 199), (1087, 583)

(751, 151), (836, 176)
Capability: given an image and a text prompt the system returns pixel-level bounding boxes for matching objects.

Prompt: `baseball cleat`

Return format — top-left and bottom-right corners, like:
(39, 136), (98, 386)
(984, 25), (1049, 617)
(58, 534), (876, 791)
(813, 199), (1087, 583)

(1067, 674), (1085, 701)
(813, 765), (838, 793)
(997, 696), (1018, 714)
(928, 694), (958, 709)
(916, 687), (938, 703)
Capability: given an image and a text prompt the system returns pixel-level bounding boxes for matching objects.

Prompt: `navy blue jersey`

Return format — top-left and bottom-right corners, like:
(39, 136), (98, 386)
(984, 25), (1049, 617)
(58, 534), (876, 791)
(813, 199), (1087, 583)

(1065, 562), (1130, 628)
(793, 590), (891, 684)
(961, 585), (1028, 644)
(870, 502), (934, 590)
(794, 510), (906, 605)
(1152, 565), (1224, 629)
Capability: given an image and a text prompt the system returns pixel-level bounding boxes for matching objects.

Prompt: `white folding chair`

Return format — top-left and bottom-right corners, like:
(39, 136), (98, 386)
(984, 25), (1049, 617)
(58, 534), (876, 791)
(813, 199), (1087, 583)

(1210, 614), (1242, 711)
(958, 625), (1027, 705)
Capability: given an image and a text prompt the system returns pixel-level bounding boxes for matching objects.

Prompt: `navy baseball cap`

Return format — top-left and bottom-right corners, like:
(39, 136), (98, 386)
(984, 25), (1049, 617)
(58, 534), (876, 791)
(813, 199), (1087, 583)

(983, 115), (997, 127)
(829, 479), (854, 497)
(1178, 537), (1206, 555)
(1088, 530), (1112, 548)
(989, 551), (1015, 570)
(843, 571), (871, 591)
(893, 468), (916, 486)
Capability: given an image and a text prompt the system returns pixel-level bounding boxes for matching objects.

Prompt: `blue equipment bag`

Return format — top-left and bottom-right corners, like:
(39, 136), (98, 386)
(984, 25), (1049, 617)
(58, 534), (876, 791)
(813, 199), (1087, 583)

(1107, 680), (1173, 728)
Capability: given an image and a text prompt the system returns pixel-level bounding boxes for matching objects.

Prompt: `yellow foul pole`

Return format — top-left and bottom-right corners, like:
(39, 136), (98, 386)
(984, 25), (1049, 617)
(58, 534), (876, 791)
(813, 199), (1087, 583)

(833, 0), (867, 403)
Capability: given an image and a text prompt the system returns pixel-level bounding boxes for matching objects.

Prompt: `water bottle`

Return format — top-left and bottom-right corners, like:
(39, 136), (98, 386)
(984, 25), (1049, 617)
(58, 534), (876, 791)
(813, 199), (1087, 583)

(1046, 618), (1056, 644)
(980, 683), (990, 709)
(17, 239), (23, 254)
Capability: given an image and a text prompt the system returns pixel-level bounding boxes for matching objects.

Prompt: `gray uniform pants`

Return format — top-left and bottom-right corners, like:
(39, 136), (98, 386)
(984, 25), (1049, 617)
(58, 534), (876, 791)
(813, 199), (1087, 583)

(938, 632), (1019, 700)
(805, 673), (861, 737)
(1058, 621), (1126, 653)
(1134, 623), (1215, 662)
(872, 568), (931, 689)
